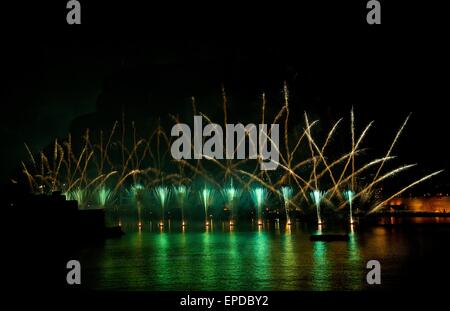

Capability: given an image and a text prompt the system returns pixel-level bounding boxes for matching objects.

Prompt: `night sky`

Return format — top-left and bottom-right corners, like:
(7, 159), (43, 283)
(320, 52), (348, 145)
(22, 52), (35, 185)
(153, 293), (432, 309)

(1, 2), (449, 191)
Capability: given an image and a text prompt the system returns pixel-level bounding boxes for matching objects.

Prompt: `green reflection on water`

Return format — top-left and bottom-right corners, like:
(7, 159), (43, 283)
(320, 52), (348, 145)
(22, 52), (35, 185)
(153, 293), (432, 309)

(346, 228), (363, 290)
(348, 227), (360, 262)
(312, 241), (330, 290)
(199, 231), (216, 289)
(226, 229), (240, 289)
(84, 219), (423, 291)
(279, 225), (296, 290)
(252, 230), (271, 289)
(153, 232), (169, 287)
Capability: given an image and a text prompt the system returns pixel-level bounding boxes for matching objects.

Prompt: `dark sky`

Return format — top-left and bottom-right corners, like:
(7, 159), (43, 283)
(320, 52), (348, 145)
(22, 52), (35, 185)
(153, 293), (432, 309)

(1, 2), (449, 190)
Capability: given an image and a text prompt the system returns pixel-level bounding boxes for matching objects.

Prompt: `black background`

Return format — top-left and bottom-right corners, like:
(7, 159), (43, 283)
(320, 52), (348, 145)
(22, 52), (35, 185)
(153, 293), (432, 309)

(1, 2), (449, 186)
(1, 1), (449, 188)
(1, 0), (449, 307)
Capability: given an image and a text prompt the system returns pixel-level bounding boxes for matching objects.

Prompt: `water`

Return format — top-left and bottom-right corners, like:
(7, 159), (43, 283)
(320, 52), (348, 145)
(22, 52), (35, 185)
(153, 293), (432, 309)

(78, 218), (450, 290)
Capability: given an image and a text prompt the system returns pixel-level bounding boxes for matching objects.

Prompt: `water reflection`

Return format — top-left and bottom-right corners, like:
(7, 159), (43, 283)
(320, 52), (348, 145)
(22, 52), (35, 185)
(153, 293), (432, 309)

(312, 241), (329, 290)
(154, 232), (169, 287)
(81, 218), (449, 290)
(348, 226), (360, 263)
(200, 232), (215, 289)
(279, 226), (295, 290)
